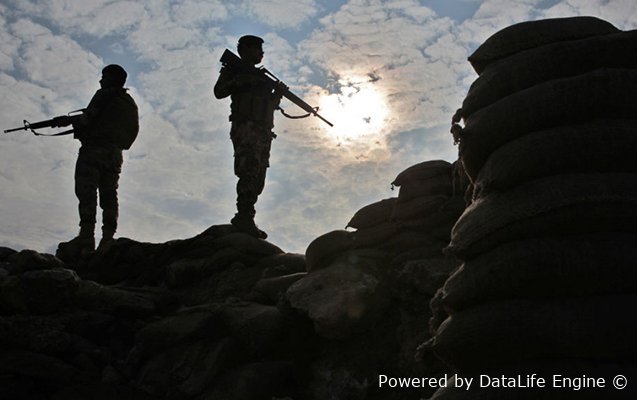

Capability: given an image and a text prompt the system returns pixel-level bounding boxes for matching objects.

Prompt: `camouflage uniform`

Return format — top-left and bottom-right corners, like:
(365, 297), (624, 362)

(231, 121), (273, 219)
(74, 145), (123, 235)
(55, 66), (138, 257)
(73, 86), (138, 239)
(214, 39), (282, 236)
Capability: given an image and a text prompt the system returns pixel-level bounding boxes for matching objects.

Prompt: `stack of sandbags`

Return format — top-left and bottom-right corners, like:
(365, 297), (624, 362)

(426, 16), (637, 399)
(291, 159), (466, 347)
(301, 160), (466, 274)
(387, 160), (466, 265)
(285, 160), (466, 400)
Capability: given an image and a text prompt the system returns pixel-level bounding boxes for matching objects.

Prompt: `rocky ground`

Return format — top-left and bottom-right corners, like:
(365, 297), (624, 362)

(0, 160), (463, 400)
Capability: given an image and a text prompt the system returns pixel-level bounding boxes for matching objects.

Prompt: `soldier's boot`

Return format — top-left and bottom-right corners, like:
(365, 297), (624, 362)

(97, 227), (116, 252)
(58, 224), (95, 257)
(231, 213), (268, 239)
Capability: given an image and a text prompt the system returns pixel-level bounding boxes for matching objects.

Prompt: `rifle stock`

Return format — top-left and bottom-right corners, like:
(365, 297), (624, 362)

(220, 49), (333, 127)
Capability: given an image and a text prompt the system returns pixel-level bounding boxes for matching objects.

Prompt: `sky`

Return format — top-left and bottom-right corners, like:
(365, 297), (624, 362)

(1, 0), (636, 255)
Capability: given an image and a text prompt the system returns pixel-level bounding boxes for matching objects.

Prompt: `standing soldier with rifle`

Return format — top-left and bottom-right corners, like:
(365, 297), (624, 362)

(53, 64), (139, 256)
(214, 35), (332, 239)
(214, 35), (289, 239)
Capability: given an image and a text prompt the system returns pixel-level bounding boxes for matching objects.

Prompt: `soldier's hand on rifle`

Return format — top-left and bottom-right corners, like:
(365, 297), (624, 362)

(451, 108), (463, 125)
(273, 81), (288, 96)
(51, 115), (72, 127)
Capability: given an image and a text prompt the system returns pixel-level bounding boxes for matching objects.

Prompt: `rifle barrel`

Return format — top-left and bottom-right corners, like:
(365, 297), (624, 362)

(4, 126), (27, 133)
(315, 113), (334, 127)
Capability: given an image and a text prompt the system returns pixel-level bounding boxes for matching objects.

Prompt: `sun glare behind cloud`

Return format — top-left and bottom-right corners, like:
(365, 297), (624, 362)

(318, 80), (389, 146)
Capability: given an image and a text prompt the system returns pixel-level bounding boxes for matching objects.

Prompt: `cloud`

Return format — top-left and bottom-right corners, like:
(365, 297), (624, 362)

(240, 0), (319, 29)
(541, 0), (637, 30)
(2, 0), (636, 255)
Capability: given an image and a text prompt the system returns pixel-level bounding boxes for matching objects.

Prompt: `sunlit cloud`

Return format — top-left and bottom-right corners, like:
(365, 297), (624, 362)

(319, 79), (389, 147)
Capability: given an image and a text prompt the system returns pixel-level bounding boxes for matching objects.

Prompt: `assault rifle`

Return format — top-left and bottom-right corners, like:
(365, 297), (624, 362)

(4, 109), (85, 136)
(220, 49), (333, 127)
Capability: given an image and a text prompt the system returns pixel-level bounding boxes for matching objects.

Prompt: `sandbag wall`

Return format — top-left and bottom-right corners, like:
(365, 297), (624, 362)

(428, 17), (637, 399)
(287, 160), (466, 400)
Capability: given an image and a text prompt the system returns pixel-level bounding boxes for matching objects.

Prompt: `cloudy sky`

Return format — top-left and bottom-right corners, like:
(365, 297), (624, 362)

(1, 0), (635, 254)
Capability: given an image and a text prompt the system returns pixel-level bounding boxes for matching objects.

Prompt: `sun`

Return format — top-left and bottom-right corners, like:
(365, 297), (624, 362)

(317, 81), (389, 144)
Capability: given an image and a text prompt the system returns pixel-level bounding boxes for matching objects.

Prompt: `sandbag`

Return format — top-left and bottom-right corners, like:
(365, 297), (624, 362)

(391, 194), (449, 222)
(380, 231), (443, 254)
(398, 219), (452, 242)
(464, 30), (637, 117)
(304, 230), (353, 272)
(391, 244), (446, 266)
(431, 295), (637, 372)
(346, 197), (397, 229)
(468, 16), (619, 74)
(446, 173), (637, 260)
(428, 287), (449, 336)
(397, 174), (454, 203)
(398, 197), (465, 232)
(442, 233), (637, 312)
(397, 209), (463, 242)
(473, 120), (637, 198)
(350, 222), (398, 249)
(457, 68), (637, 181)
(391, 160), (452, 188)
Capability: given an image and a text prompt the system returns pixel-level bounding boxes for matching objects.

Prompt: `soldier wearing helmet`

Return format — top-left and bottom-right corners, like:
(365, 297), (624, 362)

(214, 35), (288, 239)
(56, 64), (139, 256)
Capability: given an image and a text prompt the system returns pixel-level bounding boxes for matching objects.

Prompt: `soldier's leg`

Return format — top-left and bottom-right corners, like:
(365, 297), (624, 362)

(232, 124), (261, 218)
(234, 147), (260, 218)
(75, 148), (99, 232)
(98, 151), (123, 247)
(60, 147), (98, 253)
(253, 137), (272, 197)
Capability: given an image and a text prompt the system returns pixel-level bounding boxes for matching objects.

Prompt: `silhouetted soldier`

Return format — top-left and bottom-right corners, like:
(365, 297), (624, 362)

(214, 35), (288, 239)
(56, 64), (139, 255)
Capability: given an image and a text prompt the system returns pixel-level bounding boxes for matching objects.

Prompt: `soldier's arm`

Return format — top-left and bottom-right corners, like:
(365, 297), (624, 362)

(73, 89), (109, 128)
(214, 67), (235, 99)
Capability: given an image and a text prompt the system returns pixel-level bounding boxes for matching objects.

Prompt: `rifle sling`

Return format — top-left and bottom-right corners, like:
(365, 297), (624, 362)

(32, 128), (75, 137)
(278, 106), (312, 120)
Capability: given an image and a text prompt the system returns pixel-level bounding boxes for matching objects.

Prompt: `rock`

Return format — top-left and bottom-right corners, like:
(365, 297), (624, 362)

(253, 272), (307, 304)
(258, 253), (307, 278)
(0, 350), (88, 384)
(20, 269), (81, 314)
(8, 249), (65, 274)
(198, 361), (299, 400)
(74, 280), (158, 318)
(135, 304), (222, 356)
(0, 246), (17, 261)
(212, 232), (284, 256)
(0, 276), (27, 314)
(135, 338), (235, 398)
(0, 315), (74, 355)
(286, 262), (390, 340)
(219, 301), (286, 357)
